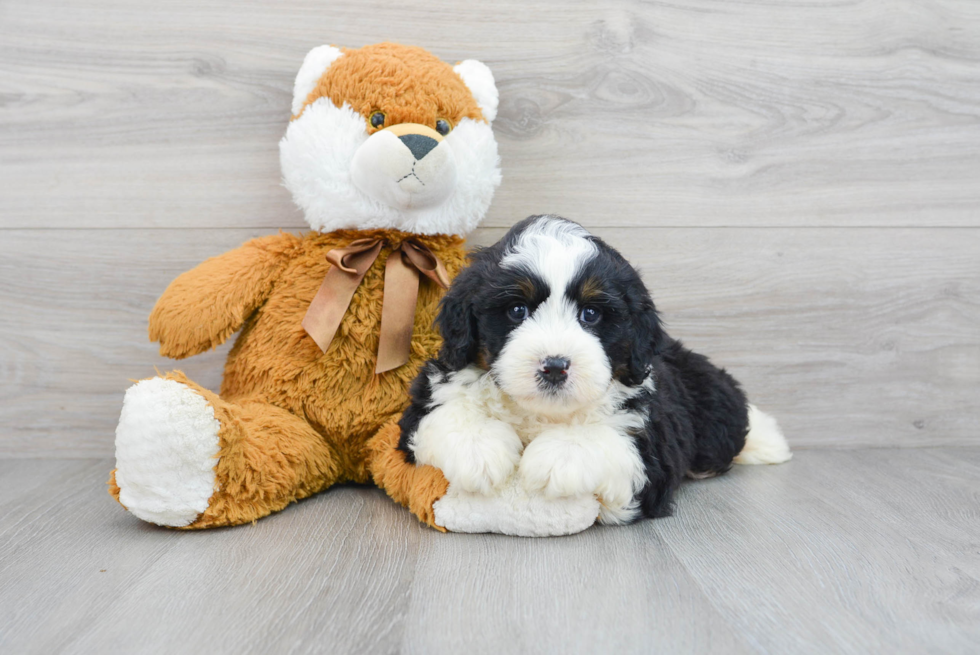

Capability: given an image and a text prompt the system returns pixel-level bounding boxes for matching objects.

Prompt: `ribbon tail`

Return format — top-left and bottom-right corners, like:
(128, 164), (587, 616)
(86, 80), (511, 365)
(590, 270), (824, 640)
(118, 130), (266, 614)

(302, 241), (382, 353)
(376, 250), (420, 373)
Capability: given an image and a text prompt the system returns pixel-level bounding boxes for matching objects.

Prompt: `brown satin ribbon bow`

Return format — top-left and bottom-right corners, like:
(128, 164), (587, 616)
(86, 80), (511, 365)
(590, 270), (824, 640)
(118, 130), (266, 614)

(301, 238), (450, 374)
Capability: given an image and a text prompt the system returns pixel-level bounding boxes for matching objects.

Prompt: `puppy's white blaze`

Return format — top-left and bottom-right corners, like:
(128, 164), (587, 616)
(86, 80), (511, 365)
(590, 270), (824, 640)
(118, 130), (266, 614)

(501, 216), (597, 293)
(495, 216), (609, 414)
(734, 405), (793, 465)
(280, 102), (499, 235)
(495, 296), (611, 415)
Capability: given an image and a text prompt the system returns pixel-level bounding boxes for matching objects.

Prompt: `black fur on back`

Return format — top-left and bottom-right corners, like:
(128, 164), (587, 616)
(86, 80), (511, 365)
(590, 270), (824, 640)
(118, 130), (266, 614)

(629, 340), (748, 518)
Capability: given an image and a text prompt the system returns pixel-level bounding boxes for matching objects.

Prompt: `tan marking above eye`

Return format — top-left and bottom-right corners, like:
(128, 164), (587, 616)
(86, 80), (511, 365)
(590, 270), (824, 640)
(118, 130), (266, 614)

(517, 277), (537, 299)
(580, 277), (604, 301)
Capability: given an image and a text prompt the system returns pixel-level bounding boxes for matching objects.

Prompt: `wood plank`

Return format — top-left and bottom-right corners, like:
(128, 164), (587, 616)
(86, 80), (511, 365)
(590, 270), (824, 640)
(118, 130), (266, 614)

(0, 459), (86, 503)
(0, 459), (186, 654)
(1, 452), (977, 653)
(657, 448), (980, 653)
(2, 226), (977, 456)
(0, 459), (419, 654)
(402, 519), (752, 655)
(62, 486), (421, 655)
(2, 1), (980, 229)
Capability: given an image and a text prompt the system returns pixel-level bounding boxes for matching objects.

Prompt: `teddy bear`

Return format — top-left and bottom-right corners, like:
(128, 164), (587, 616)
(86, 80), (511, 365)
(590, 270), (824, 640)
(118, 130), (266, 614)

(107, 42), (504, 530)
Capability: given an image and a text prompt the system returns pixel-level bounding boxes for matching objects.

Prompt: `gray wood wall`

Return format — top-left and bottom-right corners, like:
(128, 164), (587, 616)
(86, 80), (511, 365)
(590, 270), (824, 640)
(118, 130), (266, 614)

(2, 0), (978, 457)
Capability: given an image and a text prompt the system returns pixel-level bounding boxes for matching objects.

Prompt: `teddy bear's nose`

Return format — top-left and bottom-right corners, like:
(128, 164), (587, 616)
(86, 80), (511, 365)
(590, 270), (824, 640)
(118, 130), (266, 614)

(398, 133), (439, 161)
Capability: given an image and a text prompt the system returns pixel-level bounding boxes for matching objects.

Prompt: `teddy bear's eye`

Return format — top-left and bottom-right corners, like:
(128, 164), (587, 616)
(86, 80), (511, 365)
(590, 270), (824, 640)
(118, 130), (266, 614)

(435, 119), (452, 136)
(370, 112), (385, 129)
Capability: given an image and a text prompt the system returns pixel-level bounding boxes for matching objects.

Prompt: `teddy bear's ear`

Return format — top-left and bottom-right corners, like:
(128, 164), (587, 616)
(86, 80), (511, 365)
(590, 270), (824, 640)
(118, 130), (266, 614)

(453, 59), (498, 123)
(291, 45), (344, 116)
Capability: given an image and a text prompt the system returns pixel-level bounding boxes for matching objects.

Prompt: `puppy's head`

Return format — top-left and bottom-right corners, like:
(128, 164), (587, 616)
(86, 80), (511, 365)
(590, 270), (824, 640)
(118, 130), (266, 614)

(280, 42), (501, 236)
(437, 215), (665, 417)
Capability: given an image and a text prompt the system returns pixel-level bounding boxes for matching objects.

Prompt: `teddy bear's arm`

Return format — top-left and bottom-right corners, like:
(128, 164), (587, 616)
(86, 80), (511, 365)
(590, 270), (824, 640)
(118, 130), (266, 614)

(149, 233), (299, 359)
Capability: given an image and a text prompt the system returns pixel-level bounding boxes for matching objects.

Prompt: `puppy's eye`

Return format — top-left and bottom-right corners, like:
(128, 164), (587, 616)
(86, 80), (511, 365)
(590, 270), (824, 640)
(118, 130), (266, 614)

(507, 304), (529, 323)
(579, 306), (601, 325)
(435, 119), (452, 135)
(370, 112), (386, 129)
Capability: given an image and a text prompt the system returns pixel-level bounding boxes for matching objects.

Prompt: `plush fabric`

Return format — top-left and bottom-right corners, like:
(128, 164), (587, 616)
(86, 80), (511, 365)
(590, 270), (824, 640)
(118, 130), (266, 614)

(366, 420), (449, 531)
(294, 43), (486, 126)
(110, 230), (465, 528)
(108, 42), (502, 530)
(279, 44), (501, 236)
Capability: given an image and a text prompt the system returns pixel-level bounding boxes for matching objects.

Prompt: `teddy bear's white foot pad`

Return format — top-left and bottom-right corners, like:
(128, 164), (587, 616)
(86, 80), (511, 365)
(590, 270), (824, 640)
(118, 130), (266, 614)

(114, 378), (221, 527)
(433, 475), (599, 537)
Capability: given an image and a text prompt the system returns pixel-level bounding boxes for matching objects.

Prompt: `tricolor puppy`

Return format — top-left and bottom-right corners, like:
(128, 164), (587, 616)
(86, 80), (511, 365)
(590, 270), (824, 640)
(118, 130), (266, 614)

(399, 215), (791, 529)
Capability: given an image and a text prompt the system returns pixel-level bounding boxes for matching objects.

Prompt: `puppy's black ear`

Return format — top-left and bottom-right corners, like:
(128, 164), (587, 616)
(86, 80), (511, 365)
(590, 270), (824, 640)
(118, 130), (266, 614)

(434, 264), (481, 371)
(623, 277), (667, 386)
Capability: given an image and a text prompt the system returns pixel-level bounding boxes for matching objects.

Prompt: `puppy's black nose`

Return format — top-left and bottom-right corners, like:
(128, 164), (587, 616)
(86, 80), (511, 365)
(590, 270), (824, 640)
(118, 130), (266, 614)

(399, 133), (439, 160)
(538, 357), (570, 386)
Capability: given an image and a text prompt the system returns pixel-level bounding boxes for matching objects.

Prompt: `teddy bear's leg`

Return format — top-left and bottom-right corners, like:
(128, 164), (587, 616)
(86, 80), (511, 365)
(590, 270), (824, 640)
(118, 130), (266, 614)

(109, 372), (340, 529)
(365, 419), (450, 531)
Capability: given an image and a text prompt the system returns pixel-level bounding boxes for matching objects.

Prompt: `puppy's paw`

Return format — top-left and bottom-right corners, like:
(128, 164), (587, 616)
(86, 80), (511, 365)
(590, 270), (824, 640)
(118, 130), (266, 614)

(595, 475), (636, 515)
(519, 432), (602, 499)
(427, 420), (523, 496)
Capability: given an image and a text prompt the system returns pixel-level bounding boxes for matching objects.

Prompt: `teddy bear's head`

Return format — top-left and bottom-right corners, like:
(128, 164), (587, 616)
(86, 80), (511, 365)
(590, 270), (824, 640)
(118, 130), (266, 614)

(280, 42), (501, 236)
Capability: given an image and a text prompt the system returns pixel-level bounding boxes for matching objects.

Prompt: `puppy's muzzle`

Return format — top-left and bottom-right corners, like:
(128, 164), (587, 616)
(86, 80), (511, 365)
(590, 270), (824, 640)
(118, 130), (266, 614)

(537, 356), (570, 388)
(351, 123), (457, 211)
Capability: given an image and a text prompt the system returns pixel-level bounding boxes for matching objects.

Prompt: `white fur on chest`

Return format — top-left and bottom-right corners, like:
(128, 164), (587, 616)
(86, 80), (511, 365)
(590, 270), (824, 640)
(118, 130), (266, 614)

(411, 366), (650, 535)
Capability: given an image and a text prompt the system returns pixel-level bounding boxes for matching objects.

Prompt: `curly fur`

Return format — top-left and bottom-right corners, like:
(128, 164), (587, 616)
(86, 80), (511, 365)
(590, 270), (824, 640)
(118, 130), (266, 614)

(397, 215), (791, 529)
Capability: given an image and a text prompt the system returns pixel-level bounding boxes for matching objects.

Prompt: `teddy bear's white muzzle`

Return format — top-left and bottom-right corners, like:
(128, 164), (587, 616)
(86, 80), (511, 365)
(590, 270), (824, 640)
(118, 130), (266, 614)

(351, 124), (457, 211)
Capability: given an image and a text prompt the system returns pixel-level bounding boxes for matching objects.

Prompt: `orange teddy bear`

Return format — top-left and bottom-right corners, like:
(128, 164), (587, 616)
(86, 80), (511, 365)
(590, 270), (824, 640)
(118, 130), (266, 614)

(108, 42), (500, 529)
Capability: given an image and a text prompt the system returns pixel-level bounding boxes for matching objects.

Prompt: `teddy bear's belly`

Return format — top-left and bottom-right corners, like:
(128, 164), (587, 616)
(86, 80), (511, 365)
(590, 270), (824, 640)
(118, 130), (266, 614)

(219, 276), (439, 457)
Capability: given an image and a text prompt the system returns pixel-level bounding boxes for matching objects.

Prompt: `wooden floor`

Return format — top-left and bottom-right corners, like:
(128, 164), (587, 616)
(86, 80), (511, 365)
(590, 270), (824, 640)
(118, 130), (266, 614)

(1, 450), (977, 654)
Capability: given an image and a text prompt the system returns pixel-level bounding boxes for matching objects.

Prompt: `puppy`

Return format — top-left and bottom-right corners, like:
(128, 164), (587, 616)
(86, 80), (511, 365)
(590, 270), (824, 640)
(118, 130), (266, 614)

(398, 215), (791, 525)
